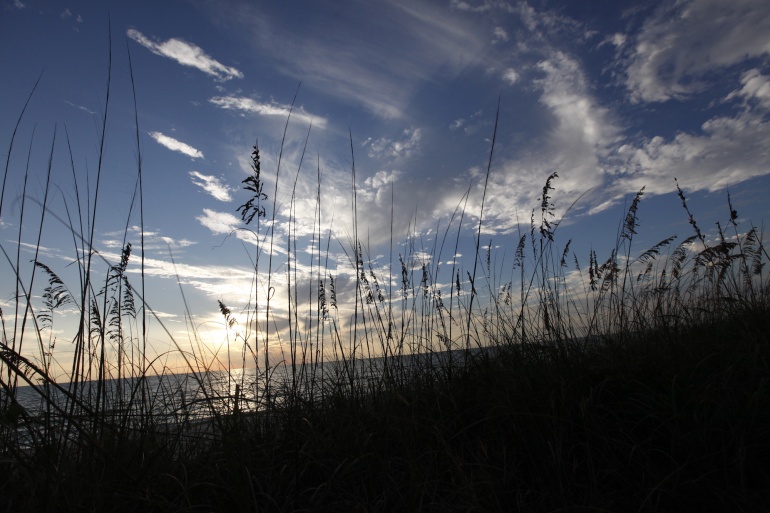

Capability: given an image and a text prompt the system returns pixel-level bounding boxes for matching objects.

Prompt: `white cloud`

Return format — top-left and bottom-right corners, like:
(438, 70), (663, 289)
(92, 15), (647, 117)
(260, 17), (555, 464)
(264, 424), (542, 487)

(493, 26), (509, 42)
(599, 32), (626, 49)
(127, 28), (243, 81)
(450, 0), (488, 11)
(157, 236), (196, 248)
(208, 96), (327, 129)
(365, 170), (401, 189)
(100, 226), (197, 252)
(359, 170), (402, 206)
(196, 209), (241, 235)
(213, 2), (490, 118)
(448, 110), (485, 135)
(625, 0), (770, 102)
(13, 0), (25, 9)
(535, 53), (614, 150)
(122, 253), (257, 304)
(63, 100), (95, 115)
(189, 171), (233, 202)
(617, 108), (770, 195)
(726, 69), (770, 111)
(502, 68), (519, 85)
(149, 132), (204, 159)
(450, 0), (515, 13)
(365, 127), (422, 159)
(473, 51), (620, 232)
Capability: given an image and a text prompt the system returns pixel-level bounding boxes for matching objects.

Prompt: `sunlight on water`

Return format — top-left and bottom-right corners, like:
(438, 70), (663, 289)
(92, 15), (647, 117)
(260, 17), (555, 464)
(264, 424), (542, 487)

(7, 347), (482, 435)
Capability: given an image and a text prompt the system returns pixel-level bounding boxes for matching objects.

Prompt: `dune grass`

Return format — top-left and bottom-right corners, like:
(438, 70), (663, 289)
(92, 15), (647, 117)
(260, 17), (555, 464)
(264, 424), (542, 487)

(1, 52), (769, 512)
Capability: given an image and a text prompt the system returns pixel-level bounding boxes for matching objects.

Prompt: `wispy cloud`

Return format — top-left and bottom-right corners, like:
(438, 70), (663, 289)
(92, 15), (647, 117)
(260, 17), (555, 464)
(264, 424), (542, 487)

(189, 171), (233, 202)
(149, 131), (204, 159)
(625, 0), (770, 102)
(213, 1), (491, 118)
(449, 0), (515, 13)
(196, 208), (240, 235)
(449, 110), (484, 134)
(100, 227), (197, 252)
(63, 100), (95, 115)
(502, 68), (519, 85)
(364, 127), (422, 159)
(127, 28), (243, 81)
(493, 26), (509, 42)
(726, 69), (770, 111)
(208, 96), (327, 129)
(598, 32), (626, 49)
(13, 0), (25, 9)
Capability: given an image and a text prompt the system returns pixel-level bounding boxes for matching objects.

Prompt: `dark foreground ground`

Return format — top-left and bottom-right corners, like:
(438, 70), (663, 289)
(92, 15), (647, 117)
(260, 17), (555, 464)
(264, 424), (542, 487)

(2, 311), (769, 512)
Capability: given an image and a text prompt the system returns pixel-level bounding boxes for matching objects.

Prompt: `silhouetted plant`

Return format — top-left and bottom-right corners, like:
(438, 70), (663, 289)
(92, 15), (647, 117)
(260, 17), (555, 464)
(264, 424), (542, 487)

(237, 140), (267, 225)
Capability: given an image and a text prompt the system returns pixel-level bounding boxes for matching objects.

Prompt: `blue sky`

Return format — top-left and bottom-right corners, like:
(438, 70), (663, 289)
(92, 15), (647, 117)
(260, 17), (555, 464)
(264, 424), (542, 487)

(2, 0), (770, 375)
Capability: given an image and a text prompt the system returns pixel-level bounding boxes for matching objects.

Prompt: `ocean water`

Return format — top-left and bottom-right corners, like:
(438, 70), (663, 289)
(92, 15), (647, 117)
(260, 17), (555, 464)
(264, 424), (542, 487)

(2, 346), (487, 442)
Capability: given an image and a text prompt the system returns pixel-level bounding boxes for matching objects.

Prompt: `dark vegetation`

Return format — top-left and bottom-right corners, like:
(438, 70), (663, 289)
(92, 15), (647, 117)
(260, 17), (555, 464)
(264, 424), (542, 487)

(1, 44), (769, 512)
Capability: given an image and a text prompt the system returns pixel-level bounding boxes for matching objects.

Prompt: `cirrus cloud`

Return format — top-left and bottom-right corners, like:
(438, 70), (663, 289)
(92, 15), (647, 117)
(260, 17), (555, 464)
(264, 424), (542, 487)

(189, 171), (233, 202)
(127, 28), (243, 81)
(625, 0), (770, 103)
(149, 132), (204, 159)
(208, 96), (327, 129)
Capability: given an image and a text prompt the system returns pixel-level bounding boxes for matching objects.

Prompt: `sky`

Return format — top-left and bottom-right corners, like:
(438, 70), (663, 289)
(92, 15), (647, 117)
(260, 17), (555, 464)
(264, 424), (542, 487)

(2, 0), (770, 377)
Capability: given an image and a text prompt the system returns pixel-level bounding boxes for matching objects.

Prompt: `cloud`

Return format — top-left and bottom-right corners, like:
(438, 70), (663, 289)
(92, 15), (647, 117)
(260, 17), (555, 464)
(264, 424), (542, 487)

(208, 96), (327, 129)
(100, 226), (197, 252)
(726, 69), (770, 111)
(364, 127), (422, 159)
(149, 132), (204, 159)
(121, 252), (257, 304)
(358, 170), (402, 205)
(450, 0), (489, 12)
(450, 0), (515, 13)
(189, 171), (233, 202)
(212, 1), (490, 118)
(365, 170), (401, 190)
(471, 51), (620, 232)
(13, 0), (25, 9)
(598, 32), (626, 50)
(535, 53), (615, 150)
(609, 33), (625, 48)
(196, 208), (241, 235)
(449, 110), (485, 134)
(616, 108), (770, 196)
(63, 100), (95, 115)
(502, 68), (519, 85)
(493, 26), (509, 42)
(625, 0), (770, 102)
(127, 28), (243, 81)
